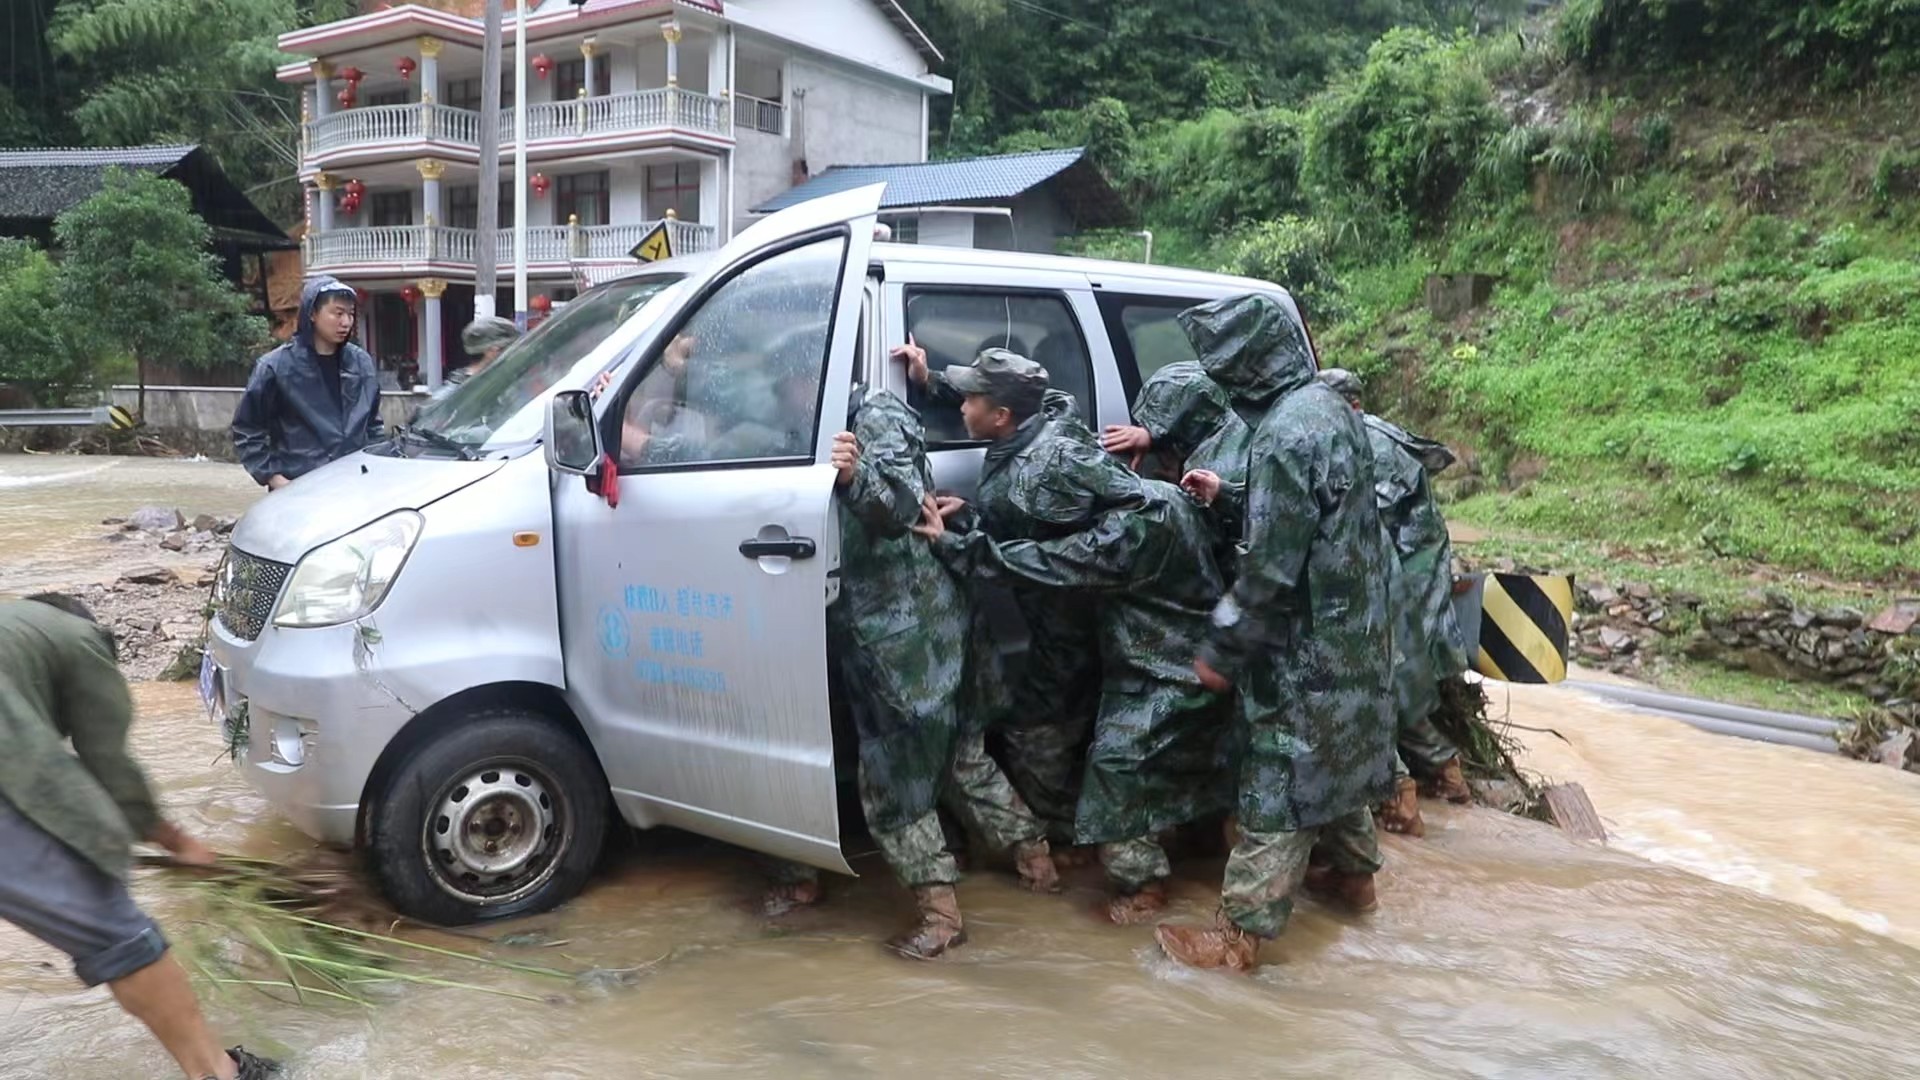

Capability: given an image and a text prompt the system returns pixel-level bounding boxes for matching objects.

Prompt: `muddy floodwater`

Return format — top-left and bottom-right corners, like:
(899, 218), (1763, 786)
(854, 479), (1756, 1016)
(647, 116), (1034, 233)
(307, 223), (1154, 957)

(5, 456), (1920, 1079)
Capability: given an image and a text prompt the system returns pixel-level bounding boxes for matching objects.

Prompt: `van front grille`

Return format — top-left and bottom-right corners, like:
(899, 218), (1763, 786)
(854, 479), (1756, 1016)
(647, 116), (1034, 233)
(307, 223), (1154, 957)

(214, 547), (291, 642)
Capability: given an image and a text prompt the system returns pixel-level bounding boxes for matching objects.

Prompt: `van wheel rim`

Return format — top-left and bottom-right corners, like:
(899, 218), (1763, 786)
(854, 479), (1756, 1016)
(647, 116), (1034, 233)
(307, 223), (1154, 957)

(422, 758), (568, 906)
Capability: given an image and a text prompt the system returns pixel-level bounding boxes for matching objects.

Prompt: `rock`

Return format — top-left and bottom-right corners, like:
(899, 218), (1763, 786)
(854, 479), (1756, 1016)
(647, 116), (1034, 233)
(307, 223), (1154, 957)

(1789, 609), (1816, 630)
(1684, 633), (1719, 659)
(1867, 604), (1920, 636)
(190, 513), (221, 533)
(1670, 592), (1705, 609)
(101, 517), (126, 526)
(1586, 585), (1619, 608)
(1607, 603), (1635, 619)
(1819, 624), (1850, 641)
(1765, 590), (1795, 611)
(1599, 627), (1637, 653)
(1818, 607), (1864, 629)
(1626, 582), (1654, 601)
(129, 617), (160, 633)
(101, 532), (129, 544)
(159, 531), (188, 552)
(129, 507), (184, 533)
(119, 566), (176, 586)
(1872, 730), (1916, 769)
(1647, 607), (1668, 625)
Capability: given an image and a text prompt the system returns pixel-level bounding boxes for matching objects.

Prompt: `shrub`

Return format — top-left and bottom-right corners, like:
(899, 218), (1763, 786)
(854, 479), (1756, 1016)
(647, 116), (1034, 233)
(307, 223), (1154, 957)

(0, 240), (102, 405)
(1215, 216), (1346, 324)
(1302, 28), (1508, 237)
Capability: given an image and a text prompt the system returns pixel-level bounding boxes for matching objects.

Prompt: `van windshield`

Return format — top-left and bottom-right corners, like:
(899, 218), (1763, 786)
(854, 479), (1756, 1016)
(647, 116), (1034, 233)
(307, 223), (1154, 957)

(407, 274), (684, 451)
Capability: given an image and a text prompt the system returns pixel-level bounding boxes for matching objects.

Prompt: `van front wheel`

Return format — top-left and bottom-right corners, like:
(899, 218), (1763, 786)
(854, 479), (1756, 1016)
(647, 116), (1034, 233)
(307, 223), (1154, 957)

(366, 710), (608, 926)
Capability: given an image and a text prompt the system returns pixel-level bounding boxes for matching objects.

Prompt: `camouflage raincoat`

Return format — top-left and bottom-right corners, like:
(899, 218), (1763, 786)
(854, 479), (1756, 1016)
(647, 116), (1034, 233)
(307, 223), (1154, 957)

(1129, 360), (1253, 559)
(1184, 294), (1397, 834)
(1365, 414), (1472, 740)
(935, 400), (1232, 845)
(830, 388), (964, 854)
(953, 390), (1106, 834)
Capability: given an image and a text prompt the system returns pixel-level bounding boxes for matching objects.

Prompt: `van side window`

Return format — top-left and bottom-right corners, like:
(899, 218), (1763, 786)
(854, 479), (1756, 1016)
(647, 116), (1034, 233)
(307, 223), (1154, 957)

(615, 236), (845, 470)
(903, 289), (1095, 445)
(1096, 294), (1204, 404)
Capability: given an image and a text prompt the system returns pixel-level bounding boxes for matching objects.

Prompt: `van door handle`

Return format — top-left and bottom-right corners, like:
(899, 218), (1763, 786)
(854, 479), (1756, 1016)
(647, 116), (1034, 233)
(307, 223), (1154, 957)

(739, 537), (816, 560)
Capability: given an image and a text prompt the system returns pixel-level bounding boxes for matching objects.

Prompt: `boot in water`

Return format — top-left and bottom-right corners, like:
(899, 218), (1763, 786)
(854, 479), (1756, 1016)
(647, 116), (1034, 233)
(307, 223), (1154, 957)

(1378, 777), (1426, 837)
(888, 885), (967, 960)
(209, 1047), (279, 1080)
(761, 878), (824, 917)
(1014, 839), (1062, 893)
(1304, 868), (1379, 914)
(1428, 755), (1473, 804)
(1101, 879), (1169, 925)
(1154, 912), (1259, 973)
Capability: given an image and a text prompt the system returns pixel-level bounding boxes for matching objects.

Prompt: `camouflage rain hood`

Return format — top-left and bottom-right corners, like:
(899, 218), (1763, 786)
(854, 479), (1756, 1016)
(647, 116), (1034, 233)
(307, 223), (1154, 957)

(1130, 362), (1235, 463)
(1178, 293), (1316, 409)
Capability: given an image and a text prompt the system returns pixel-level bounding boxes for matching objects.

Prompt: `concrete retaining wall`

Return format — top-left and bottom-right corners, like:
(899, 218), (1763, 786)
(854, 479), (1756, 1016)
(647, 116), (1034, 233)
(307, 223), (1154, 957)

(110, 385), (426, 433)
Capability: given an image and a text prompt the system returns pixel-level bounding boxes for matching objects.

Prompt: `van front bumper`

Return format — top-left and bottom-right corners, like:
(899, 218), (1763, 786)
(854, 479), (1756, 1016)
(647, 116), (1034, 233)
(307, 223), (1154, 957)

(205, 618), (417, 847)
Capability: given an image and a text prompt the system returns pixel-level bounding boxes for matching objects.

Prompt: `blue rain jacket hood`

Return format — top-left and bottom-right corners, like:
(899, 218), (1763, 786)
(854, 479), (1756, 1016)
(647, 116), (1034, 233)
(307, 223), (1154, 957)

(230, 275), (387, 486)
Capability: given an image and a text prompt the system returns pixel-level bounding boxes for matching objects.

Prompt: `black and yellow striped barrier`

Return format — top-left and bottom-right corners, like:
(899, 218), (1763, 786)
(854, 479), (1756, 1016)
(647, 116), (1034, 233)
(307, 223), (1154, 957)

(1454, 572), (1575, 684)
(107, 405), (136, 431)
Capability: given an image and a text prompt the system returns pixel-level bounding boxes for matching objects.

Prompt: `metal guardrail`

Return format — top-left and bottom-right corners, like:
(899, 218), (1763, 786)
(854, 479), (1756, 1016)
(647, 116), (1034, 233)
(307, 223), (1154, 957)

(1566, 679), (1845, 753)
(0, 405), (132, 428)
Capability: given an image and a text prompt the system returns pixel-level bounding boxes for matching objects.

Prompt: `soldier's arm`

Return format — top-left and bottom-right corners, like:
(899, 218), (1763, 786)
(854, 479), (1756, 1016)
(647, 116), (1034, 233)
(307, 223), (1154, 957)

(931, 507), (1138, 592)
(57, 628), (164, 839)
(844, 412), (928, 538)
(1201, 429), (1318, 680)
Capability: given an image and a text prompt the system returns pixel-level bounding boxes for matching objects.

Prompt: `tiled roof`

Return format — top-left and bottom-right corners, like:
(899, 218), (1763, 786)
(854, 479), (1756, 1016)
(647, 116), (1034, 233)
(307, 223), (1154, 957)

(753, 148), (1089, 214)
(0, 145), (198, 220)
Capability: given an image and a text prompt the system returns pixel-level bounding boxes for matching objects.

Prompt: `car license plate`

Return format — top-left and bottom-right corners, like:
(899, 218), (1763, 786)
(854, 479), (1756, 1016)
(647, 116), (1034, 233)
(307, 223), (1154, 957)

(197, 650), (221, 722)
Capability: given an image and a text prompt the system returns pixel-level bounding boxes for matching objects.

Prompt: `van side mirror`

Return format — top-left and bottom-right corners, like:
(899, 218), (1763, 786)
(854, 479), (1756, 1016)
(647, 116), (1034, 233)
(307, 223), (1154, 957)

(544, 389), (602, 475)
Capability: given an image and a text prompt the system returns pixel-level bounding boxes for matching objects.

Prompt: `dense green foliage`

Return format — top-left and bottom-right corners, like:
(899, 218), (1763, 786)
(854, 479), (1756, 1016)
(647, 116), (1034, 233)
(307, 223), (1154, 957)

(3, 0), (354, 222)
(0, 239), (100, 404)
(1560, 0), (1920, 87)
(53, 170), (267, 390)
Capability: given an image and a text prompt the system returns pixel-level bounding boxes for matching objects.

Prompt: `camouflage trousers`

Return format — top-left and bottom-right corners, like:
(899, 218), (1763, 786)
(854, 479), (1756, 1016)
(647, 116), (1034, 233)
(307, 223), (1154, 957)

(1393, 703), (1459, 778)
(1000, 596), (1102, 843)
(943, 729), (1046, 853)
(1100, 835), (1171, 892)
(770, 759), (961, 891)
(1220, 809), (1382, 939)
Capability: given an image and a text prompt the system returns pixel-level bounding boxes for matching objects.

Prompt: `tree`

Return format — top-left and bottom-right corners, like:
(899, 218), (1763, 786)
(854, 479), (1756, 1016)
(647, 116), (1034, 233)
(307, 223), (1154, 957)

(47, 0), (356, 222)
(0, 239), (100, 405)
(54, 169), (267, 416)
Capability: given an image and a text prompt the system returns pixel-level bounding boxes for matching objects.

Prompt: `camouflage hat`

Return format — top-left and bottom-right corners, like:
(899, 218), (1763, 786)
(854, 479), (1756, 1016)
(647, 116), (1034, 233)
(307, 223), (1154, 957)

(943, 347), (1050, 414)
(1316, 367), (1364, 406)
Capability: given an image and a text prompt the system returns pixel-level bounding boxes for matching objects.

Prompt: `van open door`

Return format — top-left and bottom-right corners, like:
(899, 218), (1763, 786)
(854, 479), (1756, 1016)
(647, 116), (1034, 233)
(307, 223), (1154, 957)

(549, 185), (883, 873)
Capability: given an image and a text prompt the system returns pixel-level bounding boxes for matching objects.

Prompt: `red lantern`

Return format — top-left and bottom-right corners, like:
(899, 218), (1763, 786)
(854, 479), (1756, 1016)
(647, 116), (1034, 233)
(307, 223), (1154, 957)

(337, 87), (354, 108)
(529, 172), (551, 198)
(530, 294), (552, 314)
(396, 56), (416, 81)
(338, 66), (365, 85)
(400, 284), (423, 306)
(344, 178), (366, 200)
(532, 54), (553, 79)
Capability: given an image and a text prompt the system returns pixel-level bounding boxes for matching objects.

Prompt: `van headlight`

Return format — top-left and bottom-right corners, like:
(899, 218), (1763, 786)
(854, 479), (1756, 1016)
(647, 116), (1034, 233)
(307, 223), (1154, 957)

(273, 511), (423, 628)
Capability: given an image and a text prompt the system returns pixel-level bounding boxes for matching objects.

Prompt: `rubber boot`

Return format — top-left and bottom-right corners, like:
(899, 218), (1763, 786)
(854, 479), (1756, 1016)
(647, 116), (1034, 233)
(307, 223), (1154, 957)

(1154, 912), (1260, 973)
(761, 878), (824, 917)
(888, 885), (967, 960)
(1303, 867), (1379, 914)
(1378, 777), (1426, 838)
(217, 1047), (280, 1080)
(1014, 838), (1062, 894)
(1430, 756), (1473, 804)
(1102, 879), (1170, 925)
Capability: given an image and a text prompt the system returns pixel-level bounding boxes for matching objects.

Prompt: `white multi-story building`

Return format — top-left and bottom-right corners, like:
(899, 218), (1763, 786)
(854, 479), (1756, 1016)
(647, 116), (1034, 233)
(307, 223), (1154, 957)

(279, 0), (946, 386)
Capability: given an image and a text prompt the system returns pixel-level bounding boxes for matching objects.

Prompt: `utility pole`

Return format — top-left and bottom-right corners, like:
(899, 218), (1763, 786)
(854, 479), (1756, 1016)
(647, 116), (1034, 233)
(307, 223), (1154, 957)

(512, 0), (529, 325)
(474, 0), (502, 318)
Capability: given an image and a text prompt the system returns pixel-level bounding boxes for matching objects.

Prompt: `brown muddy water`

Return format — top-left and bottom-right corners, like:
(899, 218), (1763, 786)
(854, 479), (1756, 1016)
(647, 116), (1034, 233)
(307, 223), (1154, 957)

(4, 456), (1920, 1080)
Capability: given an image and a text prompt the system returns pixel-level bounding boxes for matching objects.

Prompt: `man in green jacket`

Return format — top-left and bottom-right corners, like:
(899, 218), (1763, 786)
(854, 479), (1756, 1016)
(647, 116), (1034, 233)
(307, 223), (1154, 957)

(0, 595), (277, 1079)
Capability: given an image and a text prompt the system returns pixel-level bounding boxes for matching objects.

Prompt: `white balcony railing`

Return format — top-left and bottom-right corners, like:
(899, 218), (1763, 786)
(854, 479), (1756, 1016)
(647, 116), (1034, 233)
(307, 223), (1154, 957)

(307, 104), (480, 155)
(306, 89), (731, 157)
(307, 221), (718, 270)
(733, 93), (785, 136)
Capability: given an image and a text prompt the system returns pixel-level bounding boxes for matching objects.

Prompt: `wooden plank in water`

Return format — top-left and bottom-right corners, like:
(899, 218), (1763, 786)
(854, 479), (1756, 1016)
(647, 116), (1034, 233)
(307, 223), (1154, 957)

(1543, 783), (1607, 844)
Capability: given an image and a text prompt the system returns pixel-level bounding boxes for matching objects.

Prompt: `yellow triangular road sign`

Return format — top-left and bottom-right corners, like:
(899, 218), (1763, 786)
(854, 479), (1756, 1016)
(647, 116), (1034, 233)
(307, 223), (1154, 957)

(630, 223), (673, 264)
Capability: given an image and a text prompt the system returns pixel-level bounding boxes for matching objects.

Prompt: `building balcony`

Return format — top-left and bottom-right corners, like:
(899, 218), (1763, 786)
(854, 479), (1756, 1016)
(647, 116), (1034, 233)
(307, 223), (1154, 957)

(304, 87), (736, 168)
(306, 220), (717, 274)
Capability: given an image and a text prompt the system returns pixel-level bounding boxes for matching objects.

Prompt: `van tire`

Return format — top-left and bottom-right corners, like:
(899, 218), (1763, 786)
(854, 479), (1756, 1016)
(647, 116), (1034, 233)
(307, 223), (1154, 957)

(366, 709), (608, 926)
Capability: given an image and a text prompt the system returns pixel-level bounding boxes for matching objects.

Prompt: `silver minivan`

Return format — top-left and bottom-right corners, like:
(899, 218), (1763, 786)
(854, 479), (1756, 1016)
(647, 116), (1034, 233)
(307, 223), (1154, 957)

(203, 186), (1312, 924)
